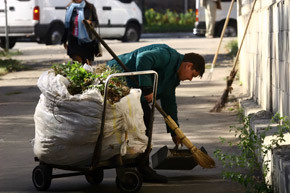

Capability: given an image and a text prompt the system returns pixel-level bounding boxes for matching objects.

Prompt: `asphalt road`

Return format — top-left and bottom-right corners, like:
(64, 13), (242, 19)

(0, 35), (246, 193)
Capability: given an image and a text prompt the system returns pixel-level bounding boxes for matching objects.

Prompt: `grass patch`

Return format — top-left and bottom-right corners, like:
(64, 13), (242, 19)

(0, 59), (29, 76)
(0, 50), (26, 76)
(0, 50), (22, 57)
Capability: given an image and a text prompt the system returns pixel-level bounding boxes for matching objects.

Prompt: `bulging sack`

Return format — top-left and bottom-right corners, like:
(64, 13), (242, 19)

(33, 70), (148, 166)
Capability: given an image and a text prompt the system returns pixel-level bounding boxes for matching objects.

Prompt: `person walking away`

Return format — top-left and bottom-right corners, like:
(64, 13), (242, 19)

(62, 0), (100, 65)
(106, 44), (205, 183)
(201, 0), (222, 38)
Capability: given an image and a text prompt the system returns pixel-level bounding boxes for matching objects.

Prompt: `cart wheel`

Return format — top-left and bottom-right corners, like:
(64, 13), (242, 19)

(85, 168), (104, 185)
(32, 164), (52, 191)
(116, 169), (142, 193)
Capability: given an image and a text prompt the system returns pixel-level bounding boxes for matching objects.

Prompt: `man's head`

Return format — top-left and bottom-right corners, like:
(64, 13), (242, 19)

(178, 53), (205, 81)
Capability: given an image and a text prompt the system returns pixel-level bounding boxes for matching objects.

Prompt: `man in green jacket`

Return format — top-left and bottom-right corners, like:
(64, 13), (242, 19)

(107, 44), (205, 183)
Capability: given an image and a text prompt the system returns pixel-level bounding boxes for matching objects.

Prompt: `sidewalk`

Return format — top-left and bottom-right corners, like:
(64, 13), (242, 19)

(0, 38), (246, 193)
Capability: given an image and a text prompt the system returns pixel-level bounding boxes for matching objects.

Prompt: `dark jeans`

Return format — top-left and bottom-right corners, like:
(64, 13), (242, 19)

(141, 100), (152, 137)
(140, 100), (153, 167)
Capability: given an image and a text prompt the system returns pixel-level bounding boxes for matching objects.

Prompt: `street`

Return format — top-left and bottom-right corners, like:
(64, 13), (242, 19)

(0, 35), (246, 193)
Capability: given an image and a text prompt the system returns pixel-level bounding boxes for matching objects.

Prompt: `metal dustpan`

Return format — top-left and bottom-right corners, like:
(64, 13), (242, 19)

(151, 145), (207, 170)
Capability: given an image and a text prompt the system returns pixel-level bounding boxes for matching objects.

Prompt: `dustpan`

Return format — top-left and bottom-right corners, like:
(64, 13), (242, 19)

(151, 145), (207, 170)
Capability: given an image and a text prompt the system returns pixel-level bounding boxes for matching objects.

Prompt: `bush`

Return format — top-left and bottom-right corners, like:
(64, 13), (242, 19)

(214, 113), (290, 193)
(144, 9), (195, 32)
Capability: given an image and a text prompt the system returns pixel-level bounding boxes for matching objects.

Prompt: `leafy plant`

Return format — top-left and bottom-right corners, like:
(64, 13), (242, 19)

(52, 61), (130, 103)
(214, 113), (290, 193)
(225, 39), (238, 58)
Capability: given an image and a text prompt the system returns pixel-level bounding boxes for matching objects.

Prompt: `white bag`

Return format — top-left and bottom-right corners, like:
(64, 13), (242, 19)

(33, 70), (148, 166)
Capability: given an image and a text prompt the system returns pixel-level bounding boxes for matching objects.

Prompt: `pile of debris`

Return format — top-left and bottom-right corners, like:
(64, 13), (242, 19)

(52, 61), (130, 103)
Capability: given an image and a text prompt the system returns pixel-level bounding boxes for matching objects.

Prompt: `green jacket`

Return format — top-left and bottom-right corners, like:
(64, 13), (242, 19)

(107, 44), (184, 135)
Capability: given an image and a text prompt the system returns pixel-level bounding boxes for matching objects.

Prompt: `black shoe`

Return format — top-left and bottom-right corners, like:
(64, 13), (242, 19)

(138, 166), (168, 183)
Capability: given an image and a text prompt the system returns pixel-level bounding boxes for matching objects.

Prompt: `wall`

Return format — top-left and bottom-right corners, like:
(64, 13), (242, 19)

(238, 0), (290, 117)
(239, 1), (290, 190)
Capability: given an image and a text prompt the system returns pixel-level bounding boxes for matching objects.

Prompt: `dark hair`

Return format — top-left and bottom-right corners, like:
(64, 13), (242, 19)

(183, 53), (205, 77)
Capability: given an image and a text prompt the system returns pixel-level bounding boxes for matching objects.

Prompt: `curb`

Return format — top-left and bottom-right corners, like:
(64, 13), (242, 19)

(239, 98), (290, 192)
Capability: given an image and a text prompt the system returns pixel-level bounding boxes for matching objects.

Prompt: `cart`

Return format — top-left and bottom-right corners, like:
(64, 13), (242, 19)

(32, 70), (159, 193)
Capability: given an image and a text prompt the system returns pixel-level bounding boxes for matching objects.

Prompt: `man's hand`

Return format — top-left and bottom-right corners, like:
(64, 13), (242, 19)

(83, 20), (92, 25)
(144, 93), (153, 103)
(172, 135), (182, 147)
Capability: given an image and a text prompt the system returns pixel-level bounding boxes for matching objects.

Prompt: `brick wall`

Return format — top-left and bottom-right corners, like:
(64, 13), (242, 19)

(238, 1), (290, 192)
(238, 0), (290, 117)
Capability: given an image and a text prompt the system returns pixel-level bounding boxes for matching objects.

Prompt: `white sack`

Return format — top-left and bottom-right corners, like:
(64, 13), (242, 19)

(33, 70), (148, 166)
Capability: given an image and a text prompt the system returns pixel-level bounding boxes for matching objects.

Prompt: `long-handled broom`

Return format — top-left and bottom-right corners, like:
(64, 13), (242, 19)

(83, 20), (215, 168)
(154, 104), (215, 168)
(211, 0), (258, 112)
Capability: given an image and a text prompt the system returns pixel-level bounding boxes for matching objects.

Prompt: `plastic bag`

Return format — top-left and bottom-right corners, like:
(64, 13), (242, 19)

(33, 70), (148, 166)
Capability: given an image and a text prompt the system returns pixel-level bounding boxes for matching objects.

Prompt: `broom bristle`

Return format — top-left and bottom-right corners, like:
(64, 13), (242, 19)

(192, 149), (215, 168)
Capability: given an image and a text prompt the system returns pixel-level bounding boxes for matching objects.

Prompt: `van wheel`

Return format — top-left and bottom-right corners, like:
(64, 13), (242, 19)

(0, 37), (16, 49)
(216, 20), (237, 37)
(46, 25), (64, 45)
(122, 24), (140, 42)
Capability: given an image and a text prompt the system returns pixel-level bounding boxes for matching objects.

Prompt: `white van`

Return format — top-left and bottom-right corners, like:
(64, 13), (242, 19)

(0, 0), (143, 49)
(193, 0), (237, 37)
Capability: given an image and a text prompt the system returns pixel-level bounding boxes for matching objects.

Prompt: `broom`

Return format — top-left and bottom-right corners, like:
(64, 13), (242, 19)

(154, 104), (215, 168)
(83, 20), (215, 168)
(211, 0), (258, 112)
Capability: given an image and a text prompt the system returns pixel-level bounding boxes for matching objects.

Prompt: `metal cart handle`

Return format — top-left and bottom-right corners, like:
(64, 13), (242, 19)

(91, 70), (159, 169)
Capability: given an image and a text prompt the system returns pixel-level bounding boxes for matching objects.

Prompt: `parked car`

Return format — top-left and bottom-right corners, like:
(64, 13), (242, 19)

(0, 0), (143, 49)
(193, 0), (237, 37)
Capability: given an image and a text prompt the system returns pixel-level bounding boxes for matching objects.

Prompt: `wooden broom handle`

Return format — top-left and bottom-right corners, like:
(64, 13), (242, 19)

(211, 0), (235, 71)
(232, 0), (258, 73)
(164, 115), (198, 153)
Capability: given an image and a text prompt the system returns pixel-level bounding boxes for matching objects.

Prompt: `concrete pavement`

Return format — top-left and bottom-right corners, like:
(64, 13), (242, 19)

(0, 36), (246, 193)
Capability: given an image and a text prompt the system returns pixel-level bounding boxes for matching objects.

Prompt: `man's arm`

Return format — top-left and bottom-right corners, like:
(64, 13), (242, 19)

(159, 88), (182, 145)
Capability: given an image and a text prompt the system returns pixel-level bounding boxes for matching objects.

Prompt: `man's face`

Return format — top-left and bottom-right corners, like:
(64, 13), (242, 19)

(178, 62), (200, 81)
(75, 0), (83, 3)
